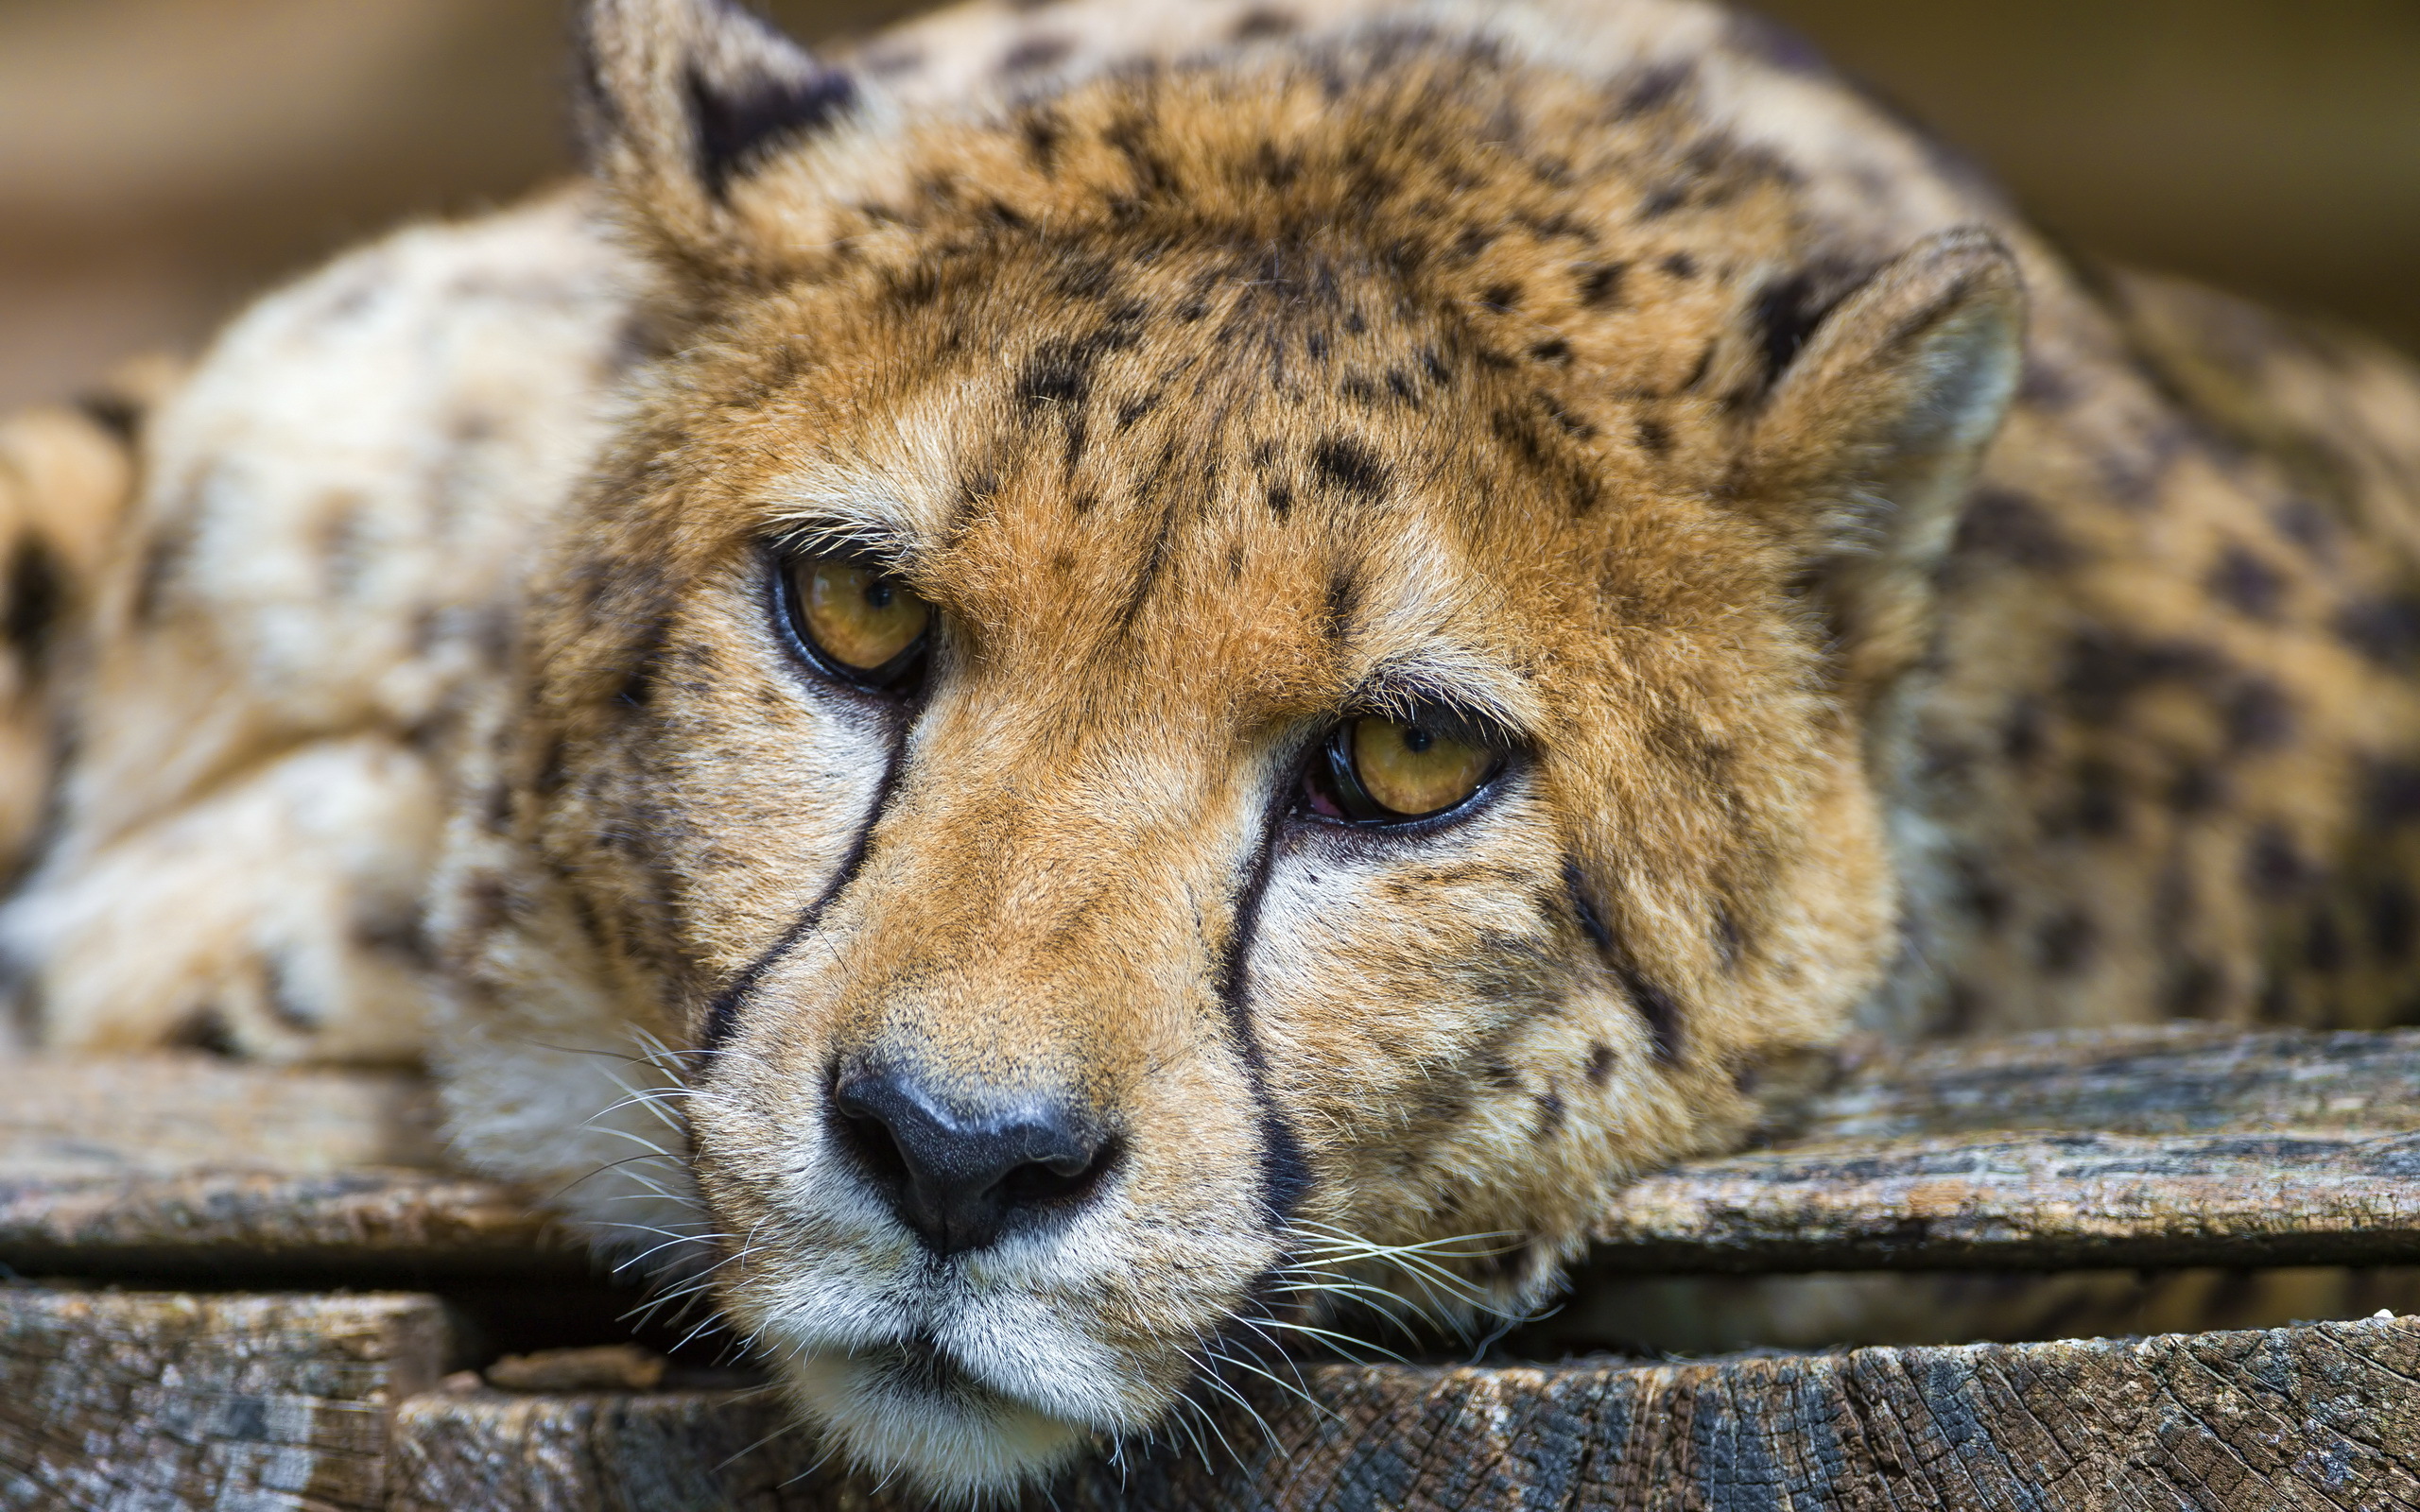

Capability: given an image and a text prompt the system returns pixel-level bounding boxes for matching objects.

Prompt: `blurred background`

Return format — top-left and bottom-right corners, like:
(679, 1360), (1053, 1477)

(1, 0), (2414, 411)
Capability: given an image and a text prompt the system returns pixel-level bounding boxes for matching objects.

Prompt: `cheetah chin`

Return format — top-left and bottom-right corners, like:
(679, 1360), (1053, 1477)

(12, 0), (2420, 1501)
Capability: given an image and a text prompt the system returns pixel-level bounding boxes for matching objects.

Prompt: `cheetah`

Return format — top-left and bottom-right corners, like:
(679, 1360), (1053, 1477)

(5, 0), (2420, 1496)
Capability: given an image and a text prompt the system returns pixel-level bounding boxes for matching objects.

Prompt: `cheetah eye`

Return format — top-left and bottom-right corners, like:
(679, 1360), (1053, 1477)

(1303, 715), (1500, 824)
(779, 553), (931, 690)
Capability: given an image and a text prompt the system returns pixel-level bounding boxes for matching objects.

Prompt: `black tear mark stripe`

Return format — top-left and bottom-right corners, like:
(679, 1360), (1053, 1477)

(698, 723), (911, 1061)
(1215, 791), (1314, 1228)
(1564, 857), (1682, 1065)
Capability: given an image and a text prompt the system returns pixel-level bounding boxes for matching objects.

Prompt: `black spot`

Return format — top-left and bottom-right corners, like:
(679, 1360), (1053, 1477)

(2372, 879), (2417, 962)
(1616, 63), (1690, 116)
(2337, 593), (2420, 669)
(2164, 961), (2223, 1019)
(1953, 852), (2012, 929)
(1480, 282), (1523, 311)
(1681, 344), (1715, 391)
(1661, 251), (1698, 280)
(1421, 347), (1454, 387)
(1021, 341), (1095, 408)
(1537, 392), (1594, 438)
(1575, 262), (1628, 308)
(534, 735), (570, 798)
(680, 60), (857, 201)
(1018, 110), (1063, 173)
(2206, 543), (2286, 620)
(2273, 497), (2336, 555)
(1952, 489), (2076, 571)
(1621, 969), (1684, 1065)
(1585, 1041), (1616, 1086)
(1713, 903), (1744, 967)
(2034, 910), (2097, 975)
(1323, 569), (1358, 642)
(1, 535), (62, 661)
(167, 1006), (241, 1057)
(1751, 269), (1841, 384)
(2245, 823), (2311, 900)
(1564, 859), (1614, 954)
(2168, 761), (2223, 814)
(1310, 437), (1387, 500)
(2058, 631), (2230, 728)
(2000, 697), (2047, 765)
(2223, 678), (2294, 752)
(2369, 762), (2420, 826)
(999, 34), (1073, 72)
(1726, 12), (1830, 74)
(1231, 8), (1299, 40)
(2072, 759), (2128, 837)
(1936, 980), (1983, 1035)
(1115, 392), (1159, 431)
(1637, 184), (1687, 219)
(2256, 976), (2295, 1023)
(2306, 909), (2345, 972)
(1634, 419), (1671, 455)
(1530, 337), (1572, 364)
(1532, 1090), (1567, 1141)
(1266, 483), (1293, 520)
(73, 389), (142, 442)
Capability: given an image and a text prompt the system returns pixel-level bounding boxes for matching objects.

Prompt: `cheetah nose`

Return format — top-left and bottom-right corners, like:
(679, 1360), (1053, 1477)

(830, 1065), (1116, 1256)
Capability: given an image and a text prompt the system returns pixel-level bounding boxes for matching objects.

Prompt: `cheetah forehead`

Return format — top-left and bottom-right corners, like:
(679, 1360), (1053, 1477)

(671, 0), (2013, 347)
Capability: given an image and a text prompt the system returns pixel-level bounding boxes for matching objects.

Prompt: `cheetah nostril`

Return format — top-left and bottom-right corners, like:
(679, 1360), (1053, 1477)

(830, 1065), (1115, 1256)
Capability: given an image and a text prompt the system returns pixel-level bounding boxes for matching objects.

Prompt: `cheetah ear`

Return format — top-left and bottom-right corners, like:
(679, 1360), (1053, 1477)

(1741, 228), (2025, 700)
(577, 0), (858, 284)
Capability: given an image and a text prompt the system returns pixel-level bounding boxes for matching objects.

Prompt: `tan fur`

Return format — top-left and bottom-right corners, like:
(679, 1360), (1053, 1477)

(7, 0), (2420, 1496)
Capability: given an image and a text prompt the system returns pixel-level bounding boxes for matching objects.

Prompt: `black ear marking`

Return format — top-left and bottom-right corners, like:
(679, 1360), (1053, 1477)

(579, 0), (859, 212)
(685, 57), (857, 201)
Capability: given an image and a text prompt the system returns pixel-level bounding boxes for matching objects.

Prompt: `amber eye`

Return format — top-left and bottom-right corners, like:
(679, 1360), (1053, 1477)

(1308, 715), (1499, 823)
(784, 555), (931, 687)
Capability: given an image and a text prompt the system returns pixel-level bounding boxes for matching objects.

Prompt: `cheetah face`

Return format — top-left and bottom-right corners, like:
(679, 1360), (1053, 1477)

(497, 0), (2022, 1496)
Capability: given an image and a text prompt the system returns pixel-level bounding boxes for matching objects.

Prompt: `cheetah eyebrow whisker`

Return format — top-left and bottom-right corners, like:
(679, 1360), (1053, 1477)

(1344, 652), (1533, 746)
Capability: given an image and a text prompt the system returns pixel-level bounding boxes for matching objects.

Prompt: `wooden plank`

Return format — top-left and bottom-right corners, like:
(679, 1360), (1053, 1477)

(0, 1055), (445, 1177)
(0, 1168), (575, 1280)
(1593, 1128), (2420, 1272)
(1800, 1024), (2420, 1140)
(0, 1055), (575, 1278)
(0, 1285), (449, 1512)
(385, 1313), (2420, 1511)
(8, 1032), (2420, 1279)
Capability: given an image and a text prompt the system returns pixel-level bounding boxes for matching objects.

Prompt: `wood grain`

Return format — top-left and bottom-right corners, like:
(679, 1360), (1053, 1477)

(1594, 1127), (2420, 1272)
(0, 1285), (448, 1512)
(0, 1054), (444, 1177)
(0, 1169), (573, 1280)
(386, 1313), (2420, 1511)
(9, 1032), (2420, 1278)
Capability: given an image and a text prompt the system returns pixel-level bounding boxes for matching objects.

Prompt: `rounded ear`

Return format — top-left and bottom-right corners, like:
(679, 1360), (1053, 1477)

(578, 0), (858, 284)
(1738, 228), (2026, 700)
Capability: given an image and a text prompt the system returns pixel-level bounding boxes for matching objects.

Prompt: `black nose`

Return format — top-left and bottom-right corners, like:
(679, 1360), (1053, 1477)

(830, 1066), (1115, 1255)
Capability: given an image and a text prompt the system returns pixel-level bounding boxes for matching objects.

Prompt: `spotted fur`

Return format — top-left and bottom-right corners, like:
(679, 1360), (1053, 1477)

(6, 0), (2420, 1497)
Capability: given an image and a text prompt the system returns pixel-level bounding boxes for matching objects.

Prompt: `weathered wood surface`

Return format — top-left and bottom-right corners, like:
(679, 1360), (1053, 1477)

(1800, 1025), (2420, 1140)
(11, 1031), (2420, 1279)
(0, 1285), (447, 1512)
(1594, 1128), (2420, 1272)
(0, 1056), (445, 1177)
(0, 1168), (572, 1280)
(0, 1054), (574, 1278)
(387, 1313), (2420, 1511)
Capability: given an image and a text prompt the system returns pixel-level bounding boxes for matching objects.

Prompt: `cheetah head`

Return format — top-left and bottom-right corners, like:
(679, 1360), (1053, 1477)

(443, 0), (2024, 1496)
